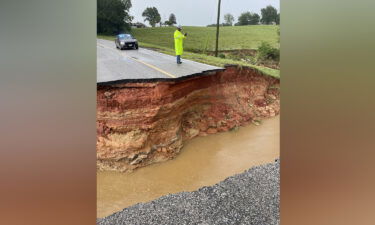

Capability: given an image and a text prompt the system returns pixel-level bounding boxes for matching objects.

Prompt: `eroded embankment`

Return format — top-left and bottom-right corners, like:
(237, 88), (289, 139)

(97, 65), (280, 172)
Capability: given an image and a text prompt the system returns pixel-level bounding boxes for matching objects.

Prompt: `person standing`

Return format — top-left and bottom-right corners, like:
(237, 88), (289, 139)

(174, 25), (187, 64)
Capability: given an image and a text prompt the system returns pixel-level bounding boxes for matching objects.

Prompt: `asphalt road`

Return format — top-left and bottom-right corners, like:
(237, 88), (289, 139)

(97, 39), (222, 83)
(97, 160), (280, 225)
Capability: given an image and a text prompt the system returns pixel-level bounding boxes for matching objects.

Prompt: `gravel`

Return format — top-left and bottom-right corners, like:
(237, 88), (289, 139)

(97, 159), (280, 225)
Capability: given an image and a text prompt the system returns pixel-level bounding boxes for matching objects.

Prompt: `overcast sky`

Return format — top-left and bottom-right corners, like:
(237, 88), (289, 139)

(130, 0), (280, 26)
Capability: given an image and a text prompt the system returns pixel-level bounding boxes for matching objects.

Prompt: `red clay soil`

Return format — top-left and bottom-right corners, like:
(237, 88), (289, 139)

(97, 66), (280, 172)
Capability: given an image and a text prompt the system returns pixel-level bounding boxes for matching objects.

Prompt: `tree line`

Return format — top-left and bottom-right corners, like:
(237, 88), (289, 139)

(210, 5), (280, 27)
(141, 7), (177, 27)
(97, 0), (178, 34)
(97, 0), (279, 35)
(97, 0), (133, 34)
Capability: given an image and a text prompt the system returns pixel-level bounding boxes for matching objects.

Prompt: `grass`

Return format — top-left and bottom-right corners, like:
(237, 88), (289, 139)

(130, 25), (279, 52)
(98, 25), (280, 78)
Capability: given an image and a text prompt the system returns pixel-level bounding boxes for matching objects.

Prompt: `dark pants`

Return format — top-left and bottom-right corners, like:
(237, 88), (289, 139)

(176, 55), (181, 64)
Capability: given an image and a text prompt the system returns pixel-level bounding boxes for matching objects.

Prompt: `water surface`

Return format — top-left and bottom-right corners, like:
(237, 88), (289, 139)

(97, 116), (279, 218)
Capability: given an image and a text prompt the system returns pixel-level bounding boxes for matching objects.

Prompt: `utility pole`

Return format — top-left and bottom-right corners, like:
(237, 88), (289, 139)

(215, 0), (221, 57)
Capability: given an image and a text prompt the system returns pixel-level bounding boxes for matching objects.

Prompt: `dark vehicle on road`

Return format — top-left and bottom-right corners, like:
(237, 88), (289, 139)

(115, 34), (138, 50)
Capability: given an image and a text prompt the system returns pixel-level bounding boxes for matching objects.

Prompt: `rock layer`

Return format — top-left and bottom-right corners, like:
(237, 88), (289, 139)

(97, 66), (280, 172)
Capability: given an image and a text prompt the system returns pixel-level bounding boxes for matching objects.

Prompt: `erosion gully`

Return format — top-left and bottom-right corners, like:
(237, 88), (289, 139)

(96, 65), (280, 218)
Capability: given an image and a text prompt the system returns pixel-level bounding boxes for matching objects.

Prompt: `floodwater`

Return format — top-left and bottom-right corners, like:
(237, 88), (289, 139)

(97, 116), (279, 218)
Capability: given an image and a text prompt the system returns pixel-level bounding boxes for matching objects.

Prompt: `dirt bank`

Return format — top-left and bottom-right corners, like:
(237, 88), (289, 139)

(97, 116), (279, 217)
(97, 65), (280, 172)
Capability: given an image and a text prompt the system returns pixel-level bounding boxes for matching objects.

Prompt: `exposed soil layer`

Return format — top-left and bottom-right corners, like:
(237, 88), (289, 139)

(97, 116), (279, 218)
(97, 65), (280, 172)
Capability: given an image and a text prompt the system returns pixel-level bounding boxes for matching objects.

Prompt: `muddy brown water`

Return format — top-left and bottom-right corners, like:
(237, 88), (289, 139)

(97, 115), (279, 218)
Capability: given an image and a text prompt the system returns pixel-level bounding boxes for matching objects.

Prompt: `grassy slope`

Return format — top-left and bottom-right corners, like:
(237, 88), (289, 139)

(131, 25), (279, 52)
(98, 25), (280, 78)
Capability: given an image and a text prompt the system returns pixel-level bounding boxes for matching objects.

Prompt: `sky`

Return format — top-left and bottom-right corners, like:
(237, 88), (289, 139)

(130, 0), (280, 27)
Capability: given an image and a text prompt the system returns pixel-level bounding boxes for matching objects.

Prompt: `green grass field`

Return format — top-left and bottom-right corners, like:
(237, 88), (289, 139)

(130, 25), (279, 52)
(98, 25), (280, 78)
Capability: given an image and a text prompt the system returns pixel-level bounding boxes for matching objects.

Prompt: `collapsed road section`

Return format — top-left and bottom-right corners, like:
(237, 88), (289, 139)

(97, 39), (221, 81)
(97, 65), (280, 172)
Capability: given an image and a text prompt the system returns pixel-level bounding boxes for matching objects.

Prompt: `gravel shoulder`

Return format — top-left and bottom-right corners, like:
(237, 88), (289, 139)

(97, 159), (280, 225)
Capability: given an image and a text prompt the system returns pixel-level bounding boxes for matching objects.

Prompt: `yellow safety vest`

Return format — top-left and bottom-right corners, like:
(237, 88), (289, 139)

(174, 30), (186, 56)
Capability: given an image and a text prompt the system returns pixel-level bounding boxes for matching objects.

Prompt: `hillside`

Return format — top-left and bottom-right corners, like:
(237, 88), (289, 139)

(130, 25), (279, 52)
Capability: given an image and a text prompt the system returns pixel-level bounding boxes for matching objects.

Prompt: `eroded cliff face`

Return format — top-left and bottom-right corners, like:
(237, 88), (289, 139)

(97, 66), (280, 172)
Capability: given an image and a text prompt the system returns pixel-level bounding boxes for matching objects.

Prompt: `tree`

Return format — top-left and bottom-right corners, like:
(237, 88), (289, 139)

(276, 13), (280, 25)
(142, 7), (161, 27)
(223, 13), (234, 26)
(260, 5), (278, 24)
(97, 0), (133, 35)
(237, 12), (260, 25)
(168, 13), (177, 26)
(249, 13), (260, 25)
(237, 12), (250, 25)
